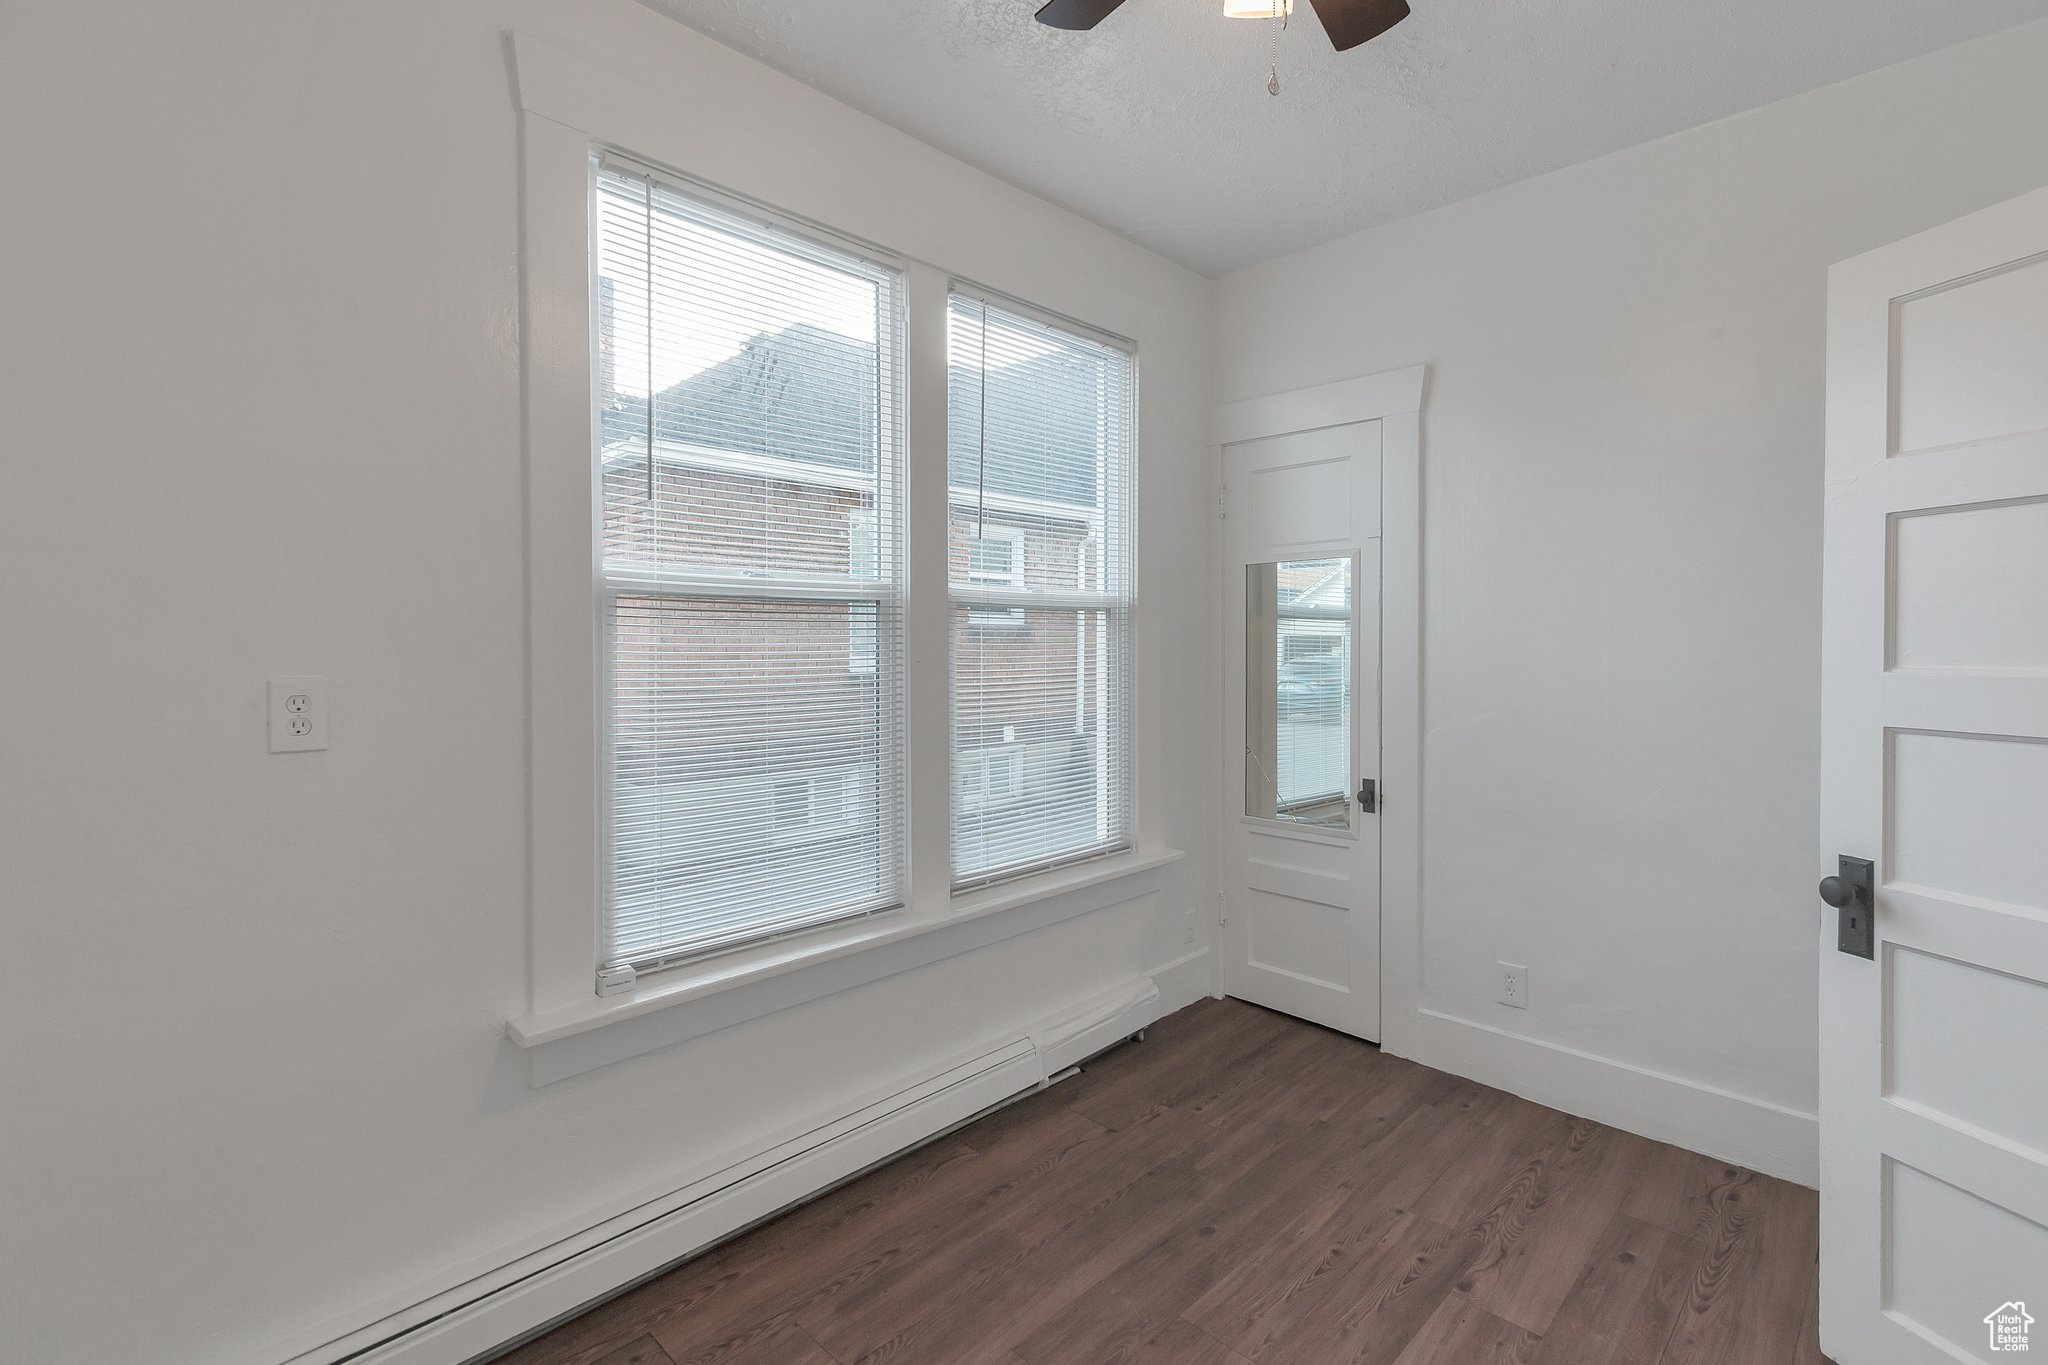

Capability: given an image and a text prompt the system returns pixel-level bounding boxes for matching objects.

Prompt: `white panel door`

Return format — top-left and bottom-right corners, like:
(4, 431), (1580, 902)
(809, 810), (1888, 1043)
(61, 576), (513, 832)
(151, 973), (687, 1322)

(1821, 185), (2048, 1364)
(1222, 422), (1382, 1041)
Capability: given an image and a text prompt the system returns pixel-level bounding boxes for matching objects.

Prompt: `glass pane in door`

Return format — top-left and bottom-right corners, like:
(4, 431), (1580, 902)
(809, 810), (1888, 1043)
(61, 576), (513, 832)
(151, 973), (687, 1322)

(1245, 558), (1353, 830)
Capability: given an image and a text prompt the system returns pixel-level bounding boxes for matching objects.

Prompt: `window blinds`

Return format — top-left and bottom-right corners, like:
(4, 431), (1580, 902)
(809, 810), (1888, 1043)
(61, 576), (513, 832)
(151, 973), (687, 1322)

(594, 160), (906, 971)
(946, 291), (1136, 889)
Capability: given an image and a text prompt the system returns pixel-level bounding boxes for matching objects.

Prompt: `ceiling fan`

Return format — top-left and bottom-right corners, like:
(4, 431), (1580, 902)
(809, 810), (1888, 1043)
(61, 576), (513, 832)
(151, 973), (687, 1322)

(1034, 0), (1410, 52)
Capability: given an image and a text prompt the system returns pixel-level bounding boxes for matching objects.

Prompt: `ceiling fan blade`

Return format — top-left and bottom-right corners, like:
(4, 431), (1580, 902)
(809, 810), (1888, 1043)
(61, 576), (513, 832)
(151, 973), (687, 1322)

(1034, 0), (1130, 30)
(1305, 0), (1410, 51)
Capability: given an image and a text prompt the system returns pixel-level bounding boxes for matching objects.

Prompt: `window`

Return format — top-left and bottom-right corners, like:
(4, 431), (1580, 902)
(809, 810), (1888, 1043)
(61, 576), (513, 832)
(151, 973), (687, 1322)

(593, 160), (906, 971)
(966, 527), (1024, 587)
(958, 746), (1025, 811)
(1282, 634), (1340, 665)
(946, 291), (1135, 888)
(847, 510), (878, 674)
(769, 769), (857, 842)
(1271, 559), (1351, 815)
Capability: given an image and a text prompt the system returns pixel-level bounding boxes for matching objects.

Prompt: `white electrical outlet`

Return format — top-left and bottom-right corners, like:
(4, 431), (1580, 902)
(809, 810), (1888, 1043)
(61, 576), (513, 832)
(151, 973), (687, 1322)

(269, 676), (328, 753)
(1498, 961), (1528, 1009)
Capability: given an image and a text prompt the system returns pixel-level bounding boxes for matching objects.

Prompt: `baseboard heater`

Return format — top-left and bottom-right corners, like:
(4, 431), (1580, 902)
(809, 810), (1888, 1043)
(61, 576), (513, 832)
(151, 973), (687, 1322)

(274, 977), (1160, 1365)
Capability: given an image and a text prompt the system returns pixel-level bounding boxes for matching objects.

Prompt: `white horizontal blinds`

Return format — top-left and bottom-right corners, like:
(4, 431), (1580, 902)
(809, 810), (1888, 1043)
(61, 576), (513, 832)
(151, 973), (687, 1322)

(594, 160), (906, 971)
(946, 291), (1135, 889)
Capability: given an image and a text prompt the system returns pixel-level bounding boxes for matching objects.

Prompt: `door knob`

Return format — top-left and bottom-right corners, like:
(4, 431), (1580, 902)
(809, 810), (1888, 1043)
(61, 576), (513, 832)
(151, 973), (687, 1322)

(1820, 856), (1875, 959)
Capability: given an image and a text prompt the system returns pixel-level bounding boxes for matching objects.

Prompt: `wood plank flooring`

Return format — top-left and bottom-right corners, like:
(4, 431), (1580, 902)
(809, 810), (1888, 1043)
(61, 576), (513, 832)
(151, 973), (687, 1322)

(492, 998), (1827, 1365)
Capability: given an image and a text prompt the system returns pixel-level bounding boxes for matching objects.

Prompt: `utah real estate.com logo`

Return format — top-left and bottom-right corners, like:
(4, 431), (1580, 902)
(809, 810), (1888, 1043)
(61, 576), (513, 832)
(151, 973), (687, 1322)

(1986, 1301), (2034, 1353)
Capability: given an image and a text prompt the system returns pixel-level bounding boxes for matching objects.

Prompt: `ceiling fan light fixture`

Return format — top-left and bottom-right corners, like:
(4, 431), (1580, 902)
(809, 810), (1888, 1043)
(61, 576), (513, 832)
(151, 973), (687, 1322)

(1035, 0), (1410, 53)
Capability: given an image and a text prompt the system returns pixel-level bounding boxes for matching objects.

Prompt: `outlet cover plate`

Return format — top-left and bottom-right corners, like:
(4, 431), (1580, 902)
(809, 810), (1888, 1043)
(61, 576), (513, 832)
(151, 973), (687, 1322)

(1498, 961), (1528, 1009)
(269, 676), (328, 753)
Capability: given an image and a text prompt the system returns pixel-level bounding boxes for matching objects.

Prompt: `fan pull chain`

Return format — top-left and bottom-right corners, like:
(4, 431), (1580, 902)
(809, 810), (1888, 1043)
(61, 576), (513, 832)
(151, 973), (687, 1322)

(1267, 3), (1286, 96)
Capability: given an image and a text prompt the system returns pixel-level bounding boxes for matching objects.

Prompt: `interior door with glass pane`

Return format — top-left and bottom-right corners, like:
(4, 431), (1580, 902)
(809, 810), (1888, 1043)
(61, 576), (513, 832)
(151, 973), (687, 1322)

(1222, 422), (1382, 1041)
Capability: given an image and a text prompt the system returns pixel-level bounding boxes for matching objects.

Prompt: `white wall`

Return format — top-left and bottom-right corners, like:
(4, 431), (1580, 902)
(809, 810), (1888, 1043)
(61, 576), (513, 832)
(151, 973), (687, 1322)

(0, 3), (1213, 1363)
(1214, 17), (2048, 1181)
(11, 0), (2048, 1354)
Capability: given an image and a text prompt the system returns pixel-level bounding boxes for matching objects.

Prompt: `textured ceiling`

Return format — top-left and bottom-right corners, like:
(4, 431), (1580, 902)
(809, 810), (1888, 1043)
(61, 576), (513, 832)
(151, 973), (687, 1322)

(640, 0), (2048, 274)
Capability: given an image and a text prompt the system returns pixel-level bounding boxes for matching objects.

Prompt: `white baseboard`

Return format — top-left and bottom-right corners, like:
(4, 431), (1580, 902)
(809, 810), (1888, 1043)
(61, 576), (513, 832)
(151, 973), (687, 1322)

(264, 971), (1180, 1365)
(1394, 1008), (1819, 1187)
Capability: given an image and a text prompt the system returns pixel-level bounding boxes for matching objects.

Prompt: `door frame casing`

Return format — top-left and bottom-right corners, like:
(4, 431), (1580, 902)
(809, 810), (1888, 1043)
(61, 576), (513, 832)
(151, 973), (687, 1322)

(1210, 366), (1426, 1055)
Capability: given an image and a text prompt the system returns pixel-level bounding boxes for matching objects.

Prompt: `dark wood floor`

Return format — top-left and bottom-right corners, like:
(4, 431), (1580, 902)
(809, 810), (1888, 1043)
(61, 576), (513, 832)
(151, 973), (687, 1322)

(495, 998), (1828, 1365)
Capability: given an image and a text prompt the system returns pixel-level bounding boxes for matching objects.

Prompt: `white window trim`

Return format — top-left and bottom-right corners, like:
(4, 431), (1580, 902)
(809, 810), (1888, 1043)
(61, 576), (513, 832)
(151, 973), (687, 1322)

(509, 32), (1178, 1085)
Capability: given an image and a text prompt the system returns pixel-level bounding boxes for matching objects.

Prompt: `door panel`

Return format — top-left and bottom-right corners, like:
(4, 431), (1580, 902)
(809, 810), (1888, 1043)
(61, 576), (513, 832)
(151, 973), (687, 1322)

(1223, 422), (1382, 1042)
(1889, 730), (2048, 907)
(1887, 1162), (2048, 1358)
(1891, 499), (2048, 669)
(1892, 254), (2048, 453)
(1821, 187), (2048, 1364)
(1887, 944), (2048, 1154)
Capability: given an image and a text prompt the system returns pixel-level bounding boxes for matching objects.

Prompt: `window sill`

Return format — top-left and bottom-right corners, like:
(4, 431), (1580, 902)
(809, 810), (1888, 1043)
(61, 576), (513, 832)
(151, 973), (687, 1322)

(506, 846), (1186, 1085)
